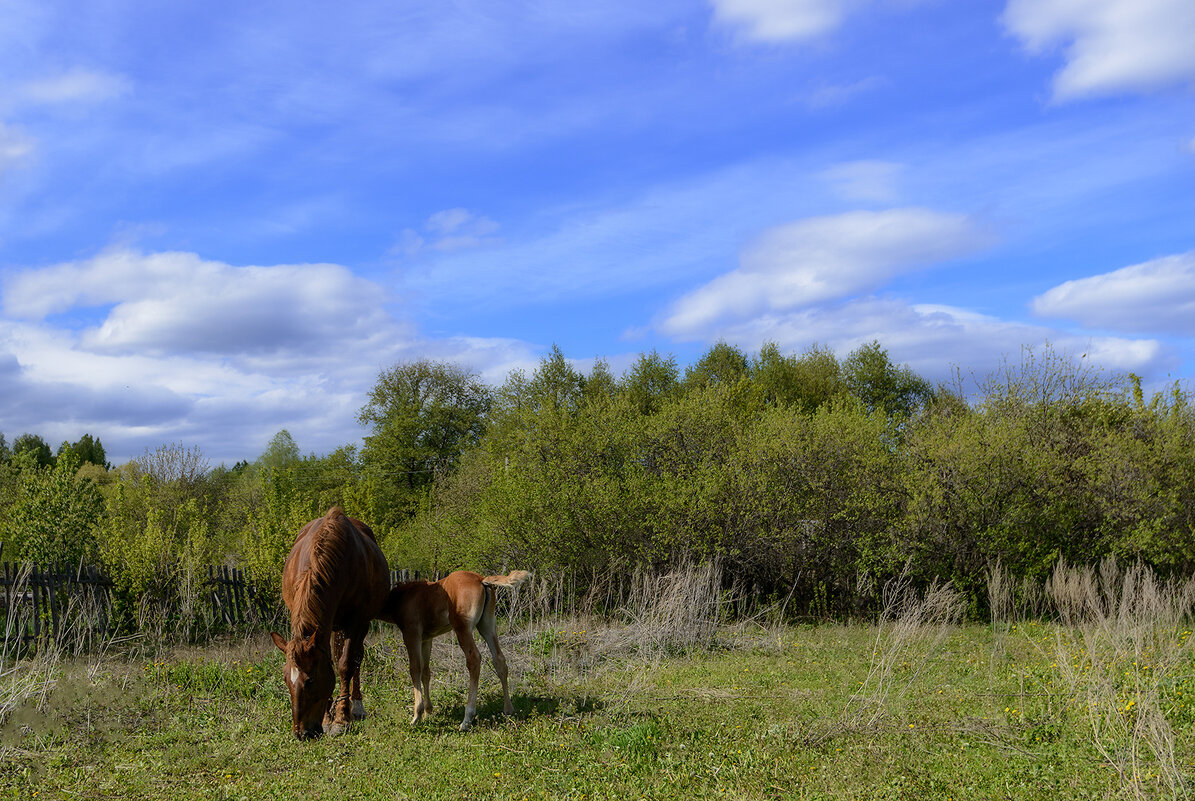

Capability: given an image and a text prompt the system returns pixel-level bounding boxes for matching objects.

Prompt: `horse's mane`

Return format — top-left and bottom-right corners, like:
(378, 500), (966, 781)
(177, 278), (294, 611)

(290, 507), (352, 638)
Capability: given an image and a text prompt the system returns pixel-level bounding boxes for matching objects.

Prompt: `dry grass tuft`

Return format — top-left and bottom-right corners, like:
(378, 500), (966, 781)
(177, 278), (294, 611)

(842, 571), (965, 729)
(1048, 557), (1195, 800)
(620, 559), (724, 654)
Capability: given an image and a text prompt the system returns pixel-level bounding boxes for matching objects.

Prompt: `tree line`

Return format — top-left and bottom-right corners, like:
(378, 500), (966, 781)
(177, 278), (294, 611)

(2, 340), (1192, 625)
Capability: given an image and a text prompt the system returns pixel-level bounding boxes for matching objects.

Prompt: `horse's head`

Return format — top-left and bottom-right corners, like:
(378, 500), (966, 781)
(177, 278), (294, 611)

(270, 630), (334, 740)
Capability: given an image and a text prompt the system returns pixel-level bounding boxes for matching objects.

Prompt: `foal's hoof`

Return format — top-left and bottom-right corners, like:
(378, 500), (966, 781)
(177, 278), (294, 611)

(458, 720), (471, 732)
(351, 700), (366, 721)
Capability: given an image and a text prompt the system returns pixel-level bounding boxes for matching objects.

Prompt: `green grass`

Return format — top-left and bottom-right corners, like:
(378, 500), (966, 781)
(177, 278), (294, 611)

(2, 621), (1192, 800)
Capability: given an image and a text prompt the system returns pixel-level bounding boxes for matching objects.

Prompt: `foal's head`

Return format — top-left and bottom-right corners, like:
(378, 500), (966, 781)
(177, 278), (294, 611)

(270, 630), (334, 739)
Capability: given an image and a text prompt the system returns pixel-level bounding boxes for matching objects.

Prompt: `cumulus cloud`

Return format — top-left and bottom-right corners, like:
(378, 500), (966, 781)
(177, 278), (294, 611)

(710, 0), (853, 41)
(1032, 250), (1195, 335)
(0, 249), (540, 464)
(1003, 0), (1195, 99)
(3, 249), (393, 355)
(660, 208), (987, 338)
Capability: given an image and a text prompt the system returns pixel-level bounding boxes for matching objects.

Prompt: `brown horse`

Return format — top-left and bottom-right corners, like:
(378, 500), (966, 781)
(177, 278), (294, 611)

(269, 508), (389, 740)
(378, 569), (530, 730)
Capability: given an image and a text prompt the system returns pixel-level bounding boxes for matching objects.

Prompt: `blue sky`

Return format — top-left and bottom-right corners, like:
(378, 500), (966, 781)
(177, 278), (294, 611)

(0, 0), (1193, 465)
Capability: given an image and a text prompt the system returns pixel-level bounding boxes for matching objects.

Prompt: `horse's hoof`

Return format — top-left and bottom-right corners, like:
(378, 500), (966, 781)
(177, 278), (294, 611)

(351, 700), (366, 721)
(325, 722), (348, 737)
(459, 721), (471, 732)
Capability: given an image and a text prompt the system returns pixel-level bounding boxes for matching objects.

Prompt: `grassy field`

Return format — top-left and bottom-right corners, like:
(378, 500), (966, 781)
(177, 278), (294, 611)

(2, 605), (1194, 801)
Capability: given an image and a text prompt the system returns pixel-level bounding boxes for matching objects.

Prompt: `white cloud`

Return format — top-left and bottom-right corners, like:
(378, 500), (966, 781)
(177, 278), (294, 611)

(395, 208), (500, 257)
(682, 295), (1167, 386)
(0, 122), (34, 171)
(711, 0), (853, 41)
(1003, 0), (1195, 99)
(1032, 251), (1195, 335)
(660, 208), (988, 338)
(0, 248), (541, 463)
(820, 160), (904, 202)
(19, 68), (130, 105)
(803, 76), (888, 109)
(4, 249), (393, 355)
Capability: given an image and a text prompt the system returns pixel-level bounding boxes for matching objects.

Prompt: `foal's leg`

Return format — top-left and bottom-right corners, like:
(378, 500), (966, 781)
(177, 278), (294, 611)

(402, 628), (430, 724)
(420, 639), (433, 716)
(454, 622), (483, 731)
(328, 623), (368, 736)
(477, 599), (514, 715)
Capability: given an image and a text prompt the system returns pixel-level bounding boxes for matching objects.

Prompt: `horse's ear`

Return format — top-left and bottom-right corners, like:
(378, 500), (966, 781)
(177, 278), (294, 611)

(270, 632), (287, 652)
(304, 631), (319, 650)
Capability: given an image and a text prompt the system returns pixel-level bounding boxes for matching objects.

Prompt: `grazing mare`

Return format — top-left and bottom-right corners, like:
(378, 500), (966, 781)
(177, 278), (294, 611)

(378, 570), (530, 730)
(270, 507), (389, 740)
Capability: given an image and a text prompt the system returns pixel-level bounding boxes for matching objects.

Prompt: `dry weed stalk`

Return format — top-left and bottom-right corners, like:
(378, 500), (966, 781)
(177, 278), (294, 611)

(1048, 557), (1194, 800)
(1, 565), (62, 728)
(845, 571), (965, 728)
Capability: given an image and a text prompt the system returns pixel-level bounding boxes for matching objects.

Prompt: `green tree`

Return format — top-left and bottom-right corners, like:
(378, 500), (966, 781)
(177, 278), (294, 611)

(12, 433), (53, 468)
(57, 433), (109, 469)
(843, 340), (933, 418)
(5, 449), (103, 565)
(749, 342), (845, 412)
(526, 345), (585, 413)
(257, 429), (301, 472)
(582, 357), (618, 405)
(620, 350), (679, 415)
(684, 341), (749, 391)
(359, 359), (492, 528)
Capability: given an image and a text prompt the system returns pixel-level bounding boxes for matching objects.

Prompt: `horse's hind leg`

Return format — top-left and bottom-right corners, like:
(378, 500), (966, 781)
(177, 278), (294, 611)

(420, 639), (433, 717)
(477, 593), (513, 715)
(453, 623), (482, 731)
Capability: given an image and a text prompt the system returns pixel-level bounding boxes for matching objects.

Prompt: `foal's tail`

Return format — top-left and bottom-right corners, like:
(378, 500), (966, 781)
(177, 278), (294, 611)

(482, 570), (531, 589)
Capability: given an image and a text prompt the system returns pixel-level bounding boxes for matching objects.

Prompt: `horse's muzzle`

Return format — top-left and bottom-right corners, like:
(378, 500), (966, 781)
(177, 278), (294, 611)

(295, 723), (323, 740)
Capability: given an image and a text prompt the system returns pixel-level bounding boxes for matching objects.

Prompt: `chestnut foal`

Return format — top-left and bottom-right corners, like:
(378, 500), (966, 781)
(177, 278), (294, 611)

(378, 570), (530, 730)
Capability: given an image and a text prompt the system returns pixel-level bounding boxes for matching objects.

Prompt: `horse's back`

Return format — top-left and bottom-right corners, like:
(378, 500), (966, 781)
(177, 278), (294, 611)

(282, 508), (390, 628)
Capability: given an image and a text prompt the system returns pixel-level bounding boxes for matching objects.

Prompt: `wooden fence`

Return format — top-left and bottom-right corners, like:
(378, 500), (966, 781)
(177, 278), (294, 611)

(0, 561), (113, 647)
(0, 560), (444, 649)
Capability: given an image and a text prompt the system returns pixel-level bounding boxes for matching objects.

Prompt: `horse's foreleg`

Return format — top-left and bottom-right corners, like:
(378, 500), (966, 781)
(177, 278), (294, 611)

(454, 624), (482, 731)
(324, 631), (347, 731)
(350, 670), (365, 721)
(328, 625), (367, 736)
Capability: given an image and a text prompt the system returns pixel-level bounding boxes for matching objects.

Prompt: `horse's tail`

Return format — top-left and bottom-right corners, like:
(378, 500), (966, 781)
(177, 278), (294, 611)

(482, 570), (531, 589)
